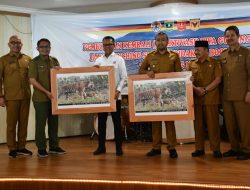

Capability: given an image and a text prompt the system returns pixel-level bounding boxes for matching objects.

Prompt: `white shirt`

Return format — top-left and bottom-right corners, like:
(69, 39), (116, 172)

(95, 52), (127, 100)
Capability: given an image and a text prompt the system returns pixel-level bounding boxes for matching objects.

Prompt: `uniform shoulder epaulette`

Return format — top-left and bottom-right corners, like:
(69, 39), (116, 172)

(190, 58), (197, 62)
(22, 54), (31, 59)
(168, 50), (178, 55)
(50, 56), (58, 61)
(240, 46), (250, 54)
(1, 54), (9, 59)
(241, 45), (248, 50)
(147, 50), (156, 55)
(210, 57), (220, 64)
(221, 48), (229, 54)
(187, 58), (197, 65)
(33, 56), (40, 61)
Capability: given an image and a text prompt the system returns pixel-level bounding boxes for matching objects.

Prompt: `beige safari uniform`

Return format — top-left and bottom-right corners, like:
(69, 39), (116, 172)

(221, 46), (250, 153)
(188, 57), (222, 151)
(139, 50), (182, 150)
(0, 53), (31, 151)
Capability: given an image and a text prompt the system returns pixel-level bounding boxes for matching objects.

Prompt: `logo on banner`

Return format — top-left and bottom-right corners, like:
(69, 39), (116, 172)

(177, 20), (187, 31)
(190, 19), (200, 31)
(164, 21), (174, 32)
(151, 21), (162, 32)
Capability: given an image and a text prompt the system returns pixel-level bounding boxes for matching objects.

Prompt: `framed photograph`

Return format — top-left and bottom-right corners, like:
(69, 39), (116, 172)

(128, 71), (194, 122)
(50, 66), (116, 115)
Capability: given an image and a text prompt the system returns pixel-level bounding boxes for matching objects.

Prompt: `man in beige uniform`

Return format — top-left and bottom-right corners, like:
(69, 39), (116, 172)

(139, 32), (182, 158)
(188, 41), (222, 158)
(221, 26), (250, 160)
(0, 35), (32, 158)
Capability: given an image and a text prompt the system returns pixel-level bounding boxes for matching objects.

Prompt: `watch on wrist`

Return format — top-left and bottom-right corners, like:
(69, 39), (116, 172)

(204, 88), (208, 95)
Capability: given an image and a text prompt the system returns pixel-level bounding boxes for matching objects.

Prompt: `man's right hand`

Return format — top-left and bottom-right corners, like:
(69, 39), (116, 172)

(194, 87), (205, 97)
(45, 91), (54, 99)
(0, 97), (6, 107)
(147, 71), (155, 78)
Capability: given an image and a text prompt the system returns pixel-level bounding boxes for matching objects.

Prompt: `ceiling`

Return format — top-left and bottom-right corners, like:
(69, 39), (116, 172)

(0, 0), (250, 13)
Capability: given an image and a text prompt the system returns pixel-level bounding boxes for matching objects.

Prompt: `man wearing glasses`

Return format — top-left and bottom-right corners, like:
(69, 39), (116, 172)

(29, 38), (66, 158)
(93, 36), (127, 156)
(0, 35), (32, 158)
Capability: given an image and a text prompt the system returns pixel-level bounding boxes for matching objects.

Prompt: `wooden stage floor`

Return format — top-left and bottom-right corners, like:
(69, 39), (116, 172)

(0, 136), (249, 190)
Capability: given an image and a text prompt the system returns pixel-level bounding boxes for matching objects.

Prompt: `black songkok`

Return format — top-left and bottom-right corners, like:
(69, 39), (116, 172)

(195, 41), (209, 48)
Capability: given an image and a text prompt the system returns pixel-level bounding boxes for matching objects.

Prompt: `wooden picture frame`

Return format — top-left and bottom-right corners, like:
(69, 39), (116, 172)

(128, 71), (194, 122)
(50, 66), (116, 115)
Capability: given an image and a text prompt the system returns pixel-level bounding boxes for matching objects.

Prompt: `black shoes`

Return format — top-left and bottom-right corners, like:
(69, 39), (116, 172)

(213, 151), (222, 158)
(16, 148), (33, 156)
(38, 149), (48, 158)
(93, 147), (123, 156)
(223, 150), (250, 160)
(116, 149), (123, 156)
(169, 149), (178, 159)
(146, 149), (161, 157)
(93, 148), (106, 155)
(146, 149), (177, 158)
(49, 147), (66, 155)
(9, 149), (33, 158)
(192, 150), (205, 157)
(237, 152), (250, 160)
(192, 150), (222, 158)
(223, 149), (238, 157)
(9, 150), (17, 158)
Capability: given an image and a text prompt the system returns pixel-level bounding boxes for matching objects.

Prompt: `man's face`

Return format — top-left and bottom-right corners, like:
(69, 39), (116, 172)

(224, 30), (239, 46)
(8, 36), (22, 54)
(155, 34), (168, 51)
(103, 39), (115, 56)
(195, 47), (208, 60)
(37, 41), (51, 56)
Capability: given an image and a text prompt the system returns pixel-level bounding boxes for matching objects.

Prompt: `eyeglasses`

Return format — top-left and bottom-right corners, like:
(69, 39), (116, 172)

(103, 43), (114, 47)
(9, 41), (22, 45)
(38, 46), (51, 49)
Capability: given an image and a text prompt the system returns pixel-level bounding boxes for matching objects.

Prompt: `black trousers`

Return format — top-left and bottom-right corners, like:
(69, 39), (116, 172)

(97, 100), (122, 150)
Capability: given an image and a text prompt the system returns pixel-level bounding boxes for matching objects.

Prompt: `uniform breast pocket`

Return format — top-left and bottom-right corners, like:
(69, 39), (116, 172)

(20, 67), (29, 77)
(149, 61), (159, 72)
(237, 55), (245, 68)
(38, 66), (46, 73)
(5, 64), (18, 75)
(206, 65), (215, 79)
(168, 59), (176, 71)
(190, 65), (198, 74)
(190, 66), (199, 80)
